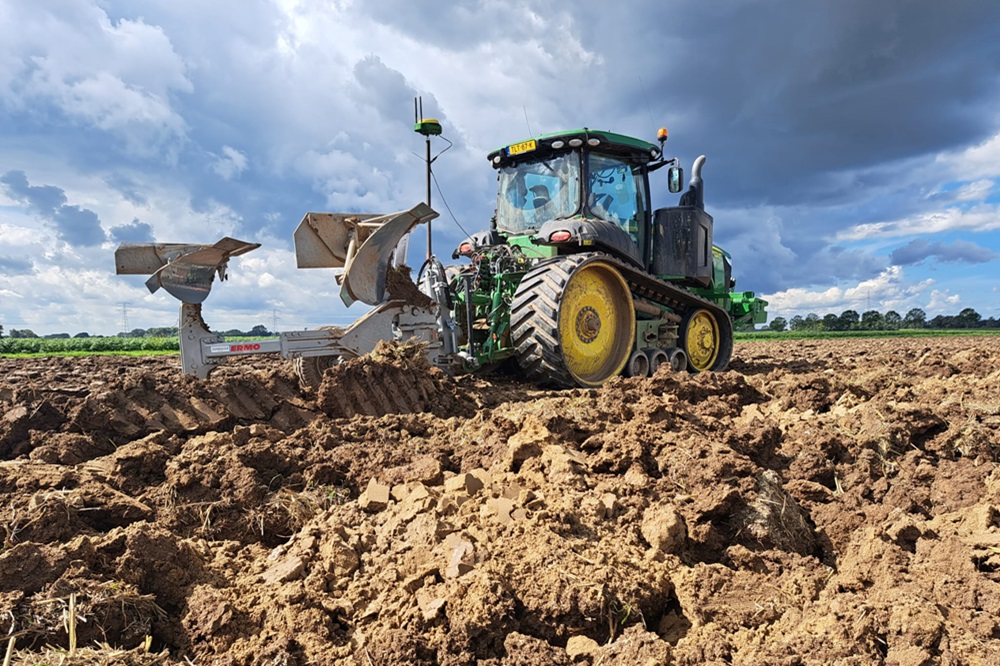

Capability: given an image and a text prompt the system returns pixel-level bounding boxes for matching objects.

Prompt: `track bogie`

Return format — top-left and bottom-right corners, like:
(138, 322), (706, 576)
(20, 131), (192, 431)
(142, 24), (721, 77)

(505, 251), (734, 388)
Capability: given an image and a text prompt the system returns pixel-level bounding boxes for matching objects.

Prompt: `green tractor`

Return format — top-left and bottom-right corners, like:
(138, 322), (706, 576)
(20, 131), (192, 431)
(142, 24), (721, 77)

(443, 127), (767, 387)
(114, 126), (767, 389)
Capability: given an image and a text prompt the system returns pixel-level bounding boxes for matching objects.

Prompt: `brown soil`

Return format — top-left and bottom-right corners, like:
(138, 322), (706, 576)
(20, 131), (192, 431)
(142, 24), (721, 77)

(385, 265), (434, 308)
(1, 336), (998, 665)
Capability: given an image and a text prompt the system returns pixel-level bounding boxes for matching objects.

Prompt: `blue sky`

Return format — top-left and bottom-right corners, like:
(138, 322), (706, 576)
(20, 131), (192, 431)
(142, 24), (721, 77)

(1, 0), (999, 335)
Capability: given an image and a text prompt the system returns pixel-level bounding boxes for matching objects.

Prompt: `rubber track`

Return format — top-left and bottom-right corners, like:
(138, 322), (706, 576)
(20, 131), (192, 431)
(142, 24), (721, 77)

(510, 252), (734, 388)
(510, 255), (588, 388)
(608, 254), (734, 373)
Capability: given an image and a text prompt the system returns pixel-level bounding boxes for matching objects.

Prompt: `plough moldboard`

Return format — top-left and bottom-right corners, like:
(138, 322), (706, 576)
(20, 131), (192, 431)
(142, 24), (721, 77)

(114, 204), (446, 383)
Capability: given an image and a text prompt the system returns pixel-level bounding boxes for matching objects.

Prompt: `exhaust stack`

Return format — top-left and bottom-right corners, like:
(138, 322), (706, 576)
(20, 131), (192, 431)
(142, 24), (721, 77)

(680, 154), (706, 210)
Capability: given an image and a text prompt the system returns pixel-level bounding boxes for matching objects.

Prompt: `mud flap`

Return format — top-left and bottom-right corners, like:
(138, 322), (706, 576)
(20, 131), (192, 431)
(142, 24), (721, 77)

(293, 203), (438, 307)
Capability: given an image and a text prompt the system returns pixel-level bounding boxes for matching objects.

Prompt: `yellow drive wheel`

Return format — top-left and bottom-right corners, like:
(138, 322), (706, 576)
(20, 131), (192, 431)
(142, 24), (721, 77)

(511, 255), (636, 388)
(557, 261), (635, 386)
(682, 308), (721, 372)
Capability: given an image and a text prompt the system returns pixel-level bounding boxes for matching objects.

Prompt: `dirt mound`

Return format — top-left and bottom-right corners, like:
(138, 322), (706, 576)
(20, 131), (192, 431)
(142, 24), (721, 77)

(1, 335), (999, 664)
(0, 356), (316, 461)
(317, 341), (464, 418)
(385, 265), (434, 308)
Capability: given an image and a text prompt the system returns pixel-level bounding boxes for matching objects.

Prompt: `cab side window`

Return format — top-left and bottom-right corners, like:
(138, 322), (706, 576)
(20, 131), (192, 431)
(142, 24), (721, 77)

(587, 154), (646, 244)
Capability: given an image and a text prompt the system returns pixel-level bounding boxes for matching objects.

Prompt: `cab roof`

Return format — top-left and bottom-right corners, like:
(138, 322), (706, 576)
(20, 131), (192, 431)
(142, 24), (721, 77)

(488, 128), (661, 168)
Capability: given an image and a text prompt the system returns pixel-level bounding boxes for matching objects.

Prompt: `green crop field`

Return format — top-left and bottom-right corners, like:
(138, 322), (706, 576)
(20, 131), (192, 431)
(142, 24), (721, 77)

(1, 330), (998, 359)
(0, 336), (269, 357)
(734, 329), (1000, 341)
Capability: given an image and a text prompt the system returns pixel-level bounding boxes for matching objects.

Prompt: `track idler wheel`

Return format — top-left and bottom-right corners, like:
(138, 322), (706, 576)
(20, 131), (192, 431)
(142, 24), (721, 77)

(511, 254), (636, 388)
(680, 308), (732, 372)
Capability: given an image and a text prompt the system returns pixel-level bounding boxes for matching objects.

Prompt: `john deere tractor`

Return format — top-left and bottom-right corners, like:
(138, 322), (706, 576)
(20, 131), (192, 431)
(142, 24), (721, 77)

(114, 126), (767, 389)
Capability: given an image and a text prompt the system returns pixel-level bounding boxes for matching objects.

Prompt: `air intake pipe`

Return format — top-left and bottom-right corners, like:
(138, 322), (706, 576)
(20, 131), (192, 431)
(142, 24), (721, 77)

(680, 154), (706, 210)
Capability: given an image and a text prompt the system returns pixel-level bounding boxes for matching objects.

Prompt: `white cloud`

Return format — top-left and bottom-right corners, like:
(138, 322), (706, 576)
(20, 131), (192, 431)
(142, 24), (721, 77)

(3, 1), (1000, 334)
(263, 1), (603, 158)
(0, 169), (251, 335)
(0, 218), (47, 244)
(953, 179), (994, 202)
(215, 245), (354, 328)
(762, 266), (936, 316)
(926, 289), (961, 312)
(939, 131), (1000, 181)
(297, 147), (402, 212)
(2, 255), (142, 334)
(212, 146), (249, 180)
(835, 203), (1000, 241)
(825, 133), (1000, 247)
(0, 4), (191, 155)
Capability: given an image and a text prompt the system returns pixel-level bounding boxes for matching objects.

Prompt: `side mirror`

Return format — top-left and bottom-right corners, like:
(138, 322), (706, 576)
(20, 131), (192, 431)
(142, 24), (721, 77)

(667, 166), (684, 194)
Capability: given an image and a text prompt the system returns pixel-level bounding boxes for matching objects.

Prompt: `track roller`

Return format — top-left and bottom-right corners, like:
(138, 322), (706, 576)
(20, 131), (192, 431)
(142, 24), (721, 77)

(646, 348), (669, 374)
(627, 350), (650, 377)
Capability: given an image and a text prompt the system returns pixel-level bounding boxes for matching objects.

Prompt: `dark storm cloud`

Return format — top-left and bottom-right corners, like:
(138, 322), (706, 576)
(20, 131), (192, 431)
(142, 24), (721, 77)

(109, 218), (155, 243)
(563, 0), (1000, 295)
(890, 239), (999, 266)
(345, 0), (1000, 295)
(352, 56), (421, 116)
(2, 0), (996, 330)
(51, 205), (105, 246)
(567, 0), (1000, 207)
(0, 255), (33, 275)
(0, 170), (67, 212)
(731, 239), (886, 296)
(360, 1), (522, 50)
(0, 170), (106, 246)
(104, 173), (148, 206)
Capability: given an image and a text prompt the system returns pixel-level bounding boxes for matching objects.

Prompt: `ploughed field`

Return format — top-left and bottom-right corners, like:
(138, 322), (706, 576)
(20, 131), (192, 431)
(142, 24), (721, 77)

(0, 337), (998, 665)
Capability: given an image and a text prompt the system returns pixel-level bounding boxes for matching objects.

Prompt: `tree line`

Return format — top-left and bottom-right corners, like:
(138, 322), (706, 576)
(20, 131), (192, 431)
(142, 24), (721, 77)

(0, 324), (274, 339)
(767, 307), (998, 332)
(4, 310), (998, 339)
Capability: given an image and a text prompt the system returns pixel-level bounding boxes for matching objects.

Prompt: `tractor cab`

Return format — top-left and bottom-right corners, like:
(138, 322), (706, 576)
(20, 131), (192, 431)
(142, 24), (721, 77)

(468, 129), (683, 269)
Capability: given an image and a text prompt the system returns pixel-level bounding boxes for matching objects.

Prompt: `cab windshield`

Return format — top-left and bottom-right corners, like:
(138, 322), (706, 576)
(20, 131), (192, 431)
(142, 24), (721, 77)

(495, 152), (580, 234)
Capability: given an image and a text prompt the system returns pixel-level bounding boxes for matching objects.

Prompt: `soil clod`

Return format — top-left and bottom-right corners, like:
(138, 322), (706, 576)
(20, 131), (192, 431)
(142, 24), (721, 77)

(1, 336), (999, 664)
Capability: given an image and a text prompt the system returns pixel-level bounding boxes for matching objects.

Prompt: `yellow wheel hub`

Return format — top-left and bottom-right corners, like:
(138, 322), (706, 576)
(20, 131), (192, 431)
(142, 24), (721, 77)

(558, 261), (635, 386)
(684, 309), (720, 371)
